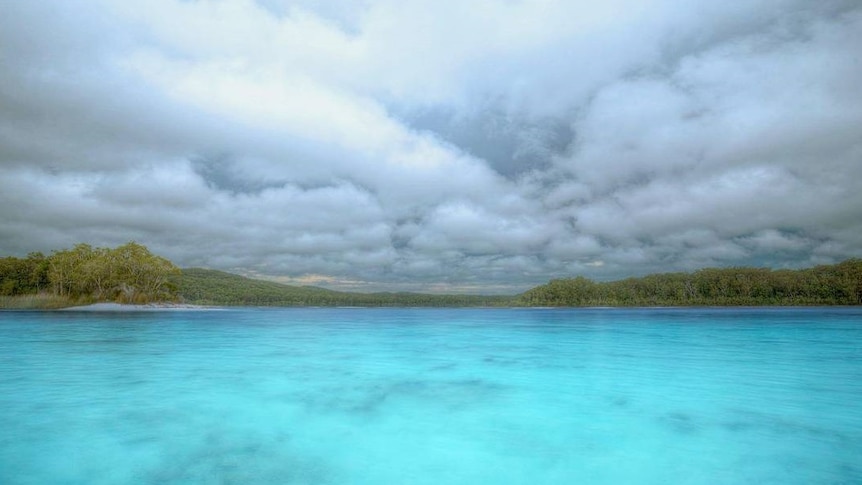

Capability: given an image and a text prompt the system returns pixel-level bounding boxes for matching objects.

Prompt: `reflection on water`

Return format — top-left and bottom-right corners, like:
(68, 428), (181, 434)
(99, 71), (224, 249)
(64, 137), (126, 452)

(1, 307), (861, 484)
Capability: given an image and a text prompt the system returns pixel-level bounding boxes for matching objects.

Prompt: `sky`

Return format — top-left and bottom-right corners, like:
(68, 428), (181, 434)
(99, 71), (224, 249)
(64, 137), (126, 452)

(1, 0), (861, 294)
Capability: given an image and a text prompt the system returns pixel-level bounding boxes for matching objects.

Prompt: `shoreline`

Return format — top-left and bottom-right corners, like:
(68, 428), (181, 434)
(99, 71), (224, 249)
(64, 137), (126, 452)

(59, 302), (212, 312)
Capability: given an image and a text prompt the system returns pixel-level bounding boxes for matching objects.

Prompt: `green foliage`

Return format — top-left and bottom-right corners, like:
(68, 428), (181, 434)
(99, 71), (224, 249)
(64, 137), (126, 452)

(0, 253), (48, 296)
(107, 242), (180, 303)
(1, 242), (180, 305)
(178, 268), (343, 306)
(518, 259), (862, 306)
(3, 243), (861, 308)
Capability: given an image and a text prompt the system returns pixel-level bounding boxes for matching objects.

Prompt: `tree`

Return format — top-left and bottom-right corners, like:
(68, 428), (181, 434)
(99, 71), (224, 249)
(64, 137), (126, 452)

(48, 243), (95, 297)
(42, 242), (179, 302)
(109, 242), (180, 303)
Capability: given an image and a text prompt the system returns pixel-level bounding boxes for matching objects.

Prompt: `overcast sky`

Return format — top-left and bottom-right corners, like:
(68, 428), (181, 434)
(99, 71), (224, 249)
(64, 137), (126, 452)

(2, 0), (861, 293)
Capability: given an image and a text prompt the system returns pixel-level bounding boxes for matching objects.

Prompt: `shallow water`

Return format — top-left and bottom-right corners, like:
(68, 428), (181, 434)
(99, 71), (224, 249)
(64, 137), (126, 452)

(1, 307), (860, 484)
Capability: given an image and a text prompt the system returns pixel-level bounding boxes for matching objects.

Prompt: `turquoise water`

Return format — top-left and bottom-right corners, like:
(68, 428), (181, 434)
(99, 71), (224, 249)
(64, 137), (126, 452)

(1, 308), (860, 484)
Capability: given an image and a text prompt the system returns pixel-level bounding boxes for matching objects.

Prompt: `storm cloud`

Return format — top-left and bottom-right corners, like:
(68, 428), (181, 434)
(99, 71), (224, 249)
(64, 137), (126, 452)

(2, 0), (861, 293)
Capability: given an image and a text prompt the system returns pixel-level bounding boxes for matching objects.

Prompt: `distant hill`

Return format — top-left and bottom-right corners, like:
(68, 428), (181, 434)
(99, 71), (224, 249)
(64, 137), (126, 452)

(180, 260), (862, 307)
(177, 268), (514, 307)
(517, 259), (862, 307)
(178, 268), (346, 306)
(6, 248), (860, 308)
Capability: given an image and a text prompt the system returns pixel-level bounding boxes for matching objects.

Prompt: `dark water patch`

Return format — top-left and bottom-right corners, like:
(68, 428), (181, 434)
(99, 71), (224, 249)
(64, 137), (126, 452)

(721, 409), (853, 444)
(658, 411), (700, 435)
(297, 378), (507, 417)
(482, 355), (522, 366)
(384, 378), (507, 410)
(834, 462), (862, 484)
(145, 429), (331, 485)
(721, 420), (754, 432)
(428, 362), (458, 372)
(120, 434), (160, 447)
(293, 384), (388, 416)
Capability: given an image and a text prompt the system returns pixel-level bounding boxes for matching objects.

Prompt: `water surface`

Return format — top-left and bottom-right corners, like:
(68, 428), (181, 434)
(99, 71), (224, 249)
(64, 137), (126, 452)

(1, 307), (860, 484)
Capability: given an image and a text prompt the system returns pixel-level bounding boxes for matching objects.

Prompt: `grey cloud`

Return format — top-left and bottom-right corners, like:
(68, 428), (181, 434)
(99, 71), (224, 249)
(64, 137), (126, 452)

(1, 1), (860, 293)
(398, 105), (574, 178)
(191, 153), (288, 194)
(408, 201), (549, 256)
(541, 6), (862, 272)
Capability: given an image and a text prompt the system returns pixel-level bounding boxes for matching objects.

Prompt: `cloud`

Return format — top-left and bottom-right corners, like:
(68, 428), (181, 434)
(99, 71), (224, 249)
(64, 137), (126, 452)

(1, 0), (860, 293)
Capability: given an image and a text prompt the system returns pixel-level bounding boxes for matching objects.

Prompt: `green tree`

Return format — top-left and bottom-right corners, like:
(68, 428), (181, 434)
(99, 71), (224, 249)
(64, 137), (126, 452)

(48, 243), (95, 297)
(109, 242), (180, 303)
(42, 242), (179, 302)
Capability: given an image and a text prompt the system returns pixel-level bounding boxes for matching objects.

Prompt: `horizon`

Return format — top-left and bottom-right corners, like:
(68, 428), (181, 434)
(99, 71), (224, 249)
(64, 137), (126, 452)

(2, 1), (861, 293)
(206, 257), (860, 296)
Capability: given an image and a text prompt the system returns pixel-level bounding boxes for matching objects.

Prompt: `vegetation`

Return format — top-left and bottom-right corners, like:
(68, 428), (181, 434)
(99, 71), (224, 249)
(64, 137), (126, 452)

(178, 268), (512, 307)
(0, 242), (180, 307)
(178, 260), (862, 307)
(518, 259), (862, 306)
(0, 294), (75, 310)
(3, 242), (861, 308)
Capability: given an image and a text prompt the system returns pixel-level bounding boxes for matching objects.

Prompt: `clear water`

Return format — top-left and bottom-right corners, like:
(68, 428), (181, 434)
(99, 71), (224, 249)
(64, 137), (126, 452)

(1, 307), (860, 484)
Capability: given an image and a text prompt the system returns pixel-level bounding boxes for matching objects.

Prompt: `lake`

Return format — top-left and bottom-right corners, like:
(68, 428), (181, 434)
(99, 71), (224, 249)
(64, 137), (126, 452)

(1, 307), (860, 484)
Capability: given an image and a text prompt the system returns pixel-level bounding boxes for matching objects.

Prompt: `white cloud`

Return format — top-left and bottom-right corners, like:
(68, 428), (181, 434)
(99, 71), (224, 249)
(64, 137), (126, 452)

(1, 0), (860, 292)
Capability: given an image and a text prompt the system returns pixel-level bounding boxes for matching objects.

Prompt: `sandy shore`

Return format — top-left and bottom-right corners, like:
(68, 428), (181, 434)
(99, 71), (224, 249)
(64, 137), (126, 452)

(59, 302), (212, 312)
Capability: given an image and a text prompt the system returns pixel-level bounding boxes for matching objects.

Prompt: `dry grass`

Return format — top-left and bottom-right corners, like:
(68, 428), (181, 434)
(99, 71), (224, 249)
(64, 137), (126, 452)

(0, 294), (77, 310)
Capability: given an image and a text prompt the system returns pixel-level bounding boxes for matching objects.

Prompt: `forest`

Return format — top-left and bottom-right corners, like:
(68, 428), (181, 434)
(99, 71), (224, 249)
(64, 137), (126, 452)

(517, 259), (862, 306)
(2, 242), (861, 308)
(0, 242), (179, 308)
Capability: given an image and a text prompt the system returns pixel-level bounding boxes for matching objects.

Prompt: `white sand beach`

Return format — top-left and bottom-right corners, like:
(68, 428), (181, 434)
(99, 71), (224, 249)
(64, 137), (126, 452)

(60, 302), (211, 311)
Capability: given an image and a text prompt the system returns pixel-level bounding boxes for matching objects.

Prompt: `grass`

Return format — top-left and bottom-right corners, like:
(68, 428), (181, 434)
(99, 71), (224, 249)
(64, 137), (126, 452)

(0, 294), (79, 310)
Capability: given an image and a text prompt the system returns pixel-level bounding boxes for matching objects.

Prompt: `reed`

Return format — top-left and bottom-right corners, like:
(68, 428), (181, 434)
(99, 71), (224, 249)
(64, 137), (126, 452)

(0, 294), (77, 310)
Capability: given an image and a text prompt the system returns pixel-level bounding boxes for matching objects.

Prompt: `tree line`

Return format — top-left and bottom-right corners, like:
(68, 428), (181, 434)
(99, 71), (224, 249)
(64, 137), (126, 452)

(517, 259), (862, 306)
(3, 243), (861, 307)
(0, 242), (180, 304)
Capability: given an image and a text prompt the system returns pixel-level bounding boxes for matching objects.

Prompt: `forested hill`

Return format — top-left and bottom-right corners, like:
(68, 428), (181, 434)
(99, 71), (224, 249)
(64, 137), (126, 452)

(181, 260), (862, 307)
(3, 242), (861, 308)
(178, 268), (343, 306)
(178, 268), (512, 307)
(517, 259), (862, 306)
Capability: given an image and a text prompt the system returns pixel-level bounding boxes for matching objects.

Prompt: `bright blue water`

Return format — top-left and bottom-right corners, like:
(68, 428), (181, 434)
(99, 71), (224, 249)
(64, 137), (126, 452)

(1, 307), (860, 484)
